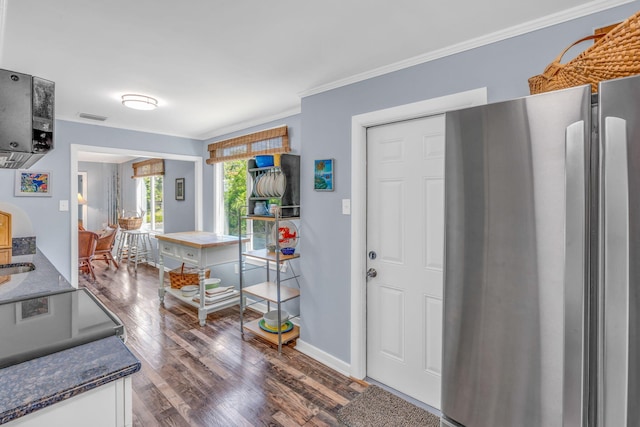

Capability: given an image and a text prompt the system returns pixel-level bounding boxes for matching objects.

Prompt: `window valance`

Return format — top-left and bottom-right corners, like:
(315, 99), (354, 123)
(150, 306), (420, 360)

(132, 158), (164, 178)
(206, 125), (290, 164)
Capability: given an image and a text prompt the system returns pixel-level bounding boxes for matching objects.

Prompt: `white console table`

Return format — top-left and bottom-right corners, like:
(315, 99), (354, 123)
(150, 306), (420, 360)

(156, 232), (246, 326)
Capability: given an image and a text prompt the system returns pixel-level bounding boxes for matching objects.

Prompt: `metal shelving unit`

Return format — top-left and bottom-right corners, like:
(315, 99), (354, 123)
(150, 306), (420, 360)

(239, 154), (300, 353)
(239, 207), (301, 353)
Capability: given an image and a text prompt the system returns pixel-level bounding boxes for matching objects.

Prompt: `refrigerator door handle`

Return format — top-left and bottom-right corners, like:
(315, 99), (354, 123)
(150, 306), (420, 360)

(564, 121), (587, 427)
(601, 116), (629, 427)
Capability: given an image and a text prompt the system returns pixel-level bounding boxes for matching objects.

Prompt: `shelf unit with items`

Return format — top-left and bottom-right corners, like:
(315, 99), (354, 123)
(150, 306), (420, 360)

(239, 206), (301, 354)
(247, 153), (300, 219)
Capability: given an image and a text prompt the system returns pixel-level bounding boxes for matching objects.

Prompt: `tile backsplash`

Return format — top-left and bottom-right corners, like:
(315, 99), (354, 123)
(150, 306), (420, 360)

(12, 237), (36, 256)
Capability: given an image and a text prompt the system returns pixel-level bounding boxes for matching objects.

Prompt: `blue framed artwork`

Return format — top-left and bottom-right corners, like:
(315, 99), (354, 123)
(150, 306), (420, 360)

(314, 159), (334, 191)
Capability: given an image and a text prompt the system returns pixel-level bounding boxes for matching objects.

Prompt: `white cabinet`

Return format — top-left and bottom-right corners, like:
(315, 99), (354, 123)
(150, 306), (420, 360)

(7, 377), (132, 427)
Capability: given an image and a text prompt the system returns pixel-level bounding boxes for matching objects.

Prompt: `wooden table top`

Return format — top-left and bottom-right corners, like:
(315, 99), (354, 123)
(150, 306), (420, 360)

(156, 232), (246, 249)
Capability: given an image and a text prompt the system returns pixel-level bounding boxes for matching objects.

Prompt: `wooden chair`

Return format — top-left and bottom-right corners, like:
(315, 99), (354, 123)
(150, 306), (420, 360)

(94, 225), (119, 269)
(78, 230), (98, 281)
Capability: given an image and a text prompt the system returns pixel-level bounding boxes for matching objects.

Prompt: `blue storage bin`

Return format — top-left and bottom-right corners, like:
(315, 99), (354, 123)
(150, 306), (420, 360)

(255, 155), (274, 168)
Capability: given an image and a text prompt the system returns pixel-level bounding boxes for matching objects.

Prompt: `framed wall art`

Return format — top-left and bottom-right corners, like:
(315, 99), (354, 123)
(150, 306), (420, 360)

(314, 159), (334, 191)
(15, 170), (52, 197)
(175, 177), (185, 201)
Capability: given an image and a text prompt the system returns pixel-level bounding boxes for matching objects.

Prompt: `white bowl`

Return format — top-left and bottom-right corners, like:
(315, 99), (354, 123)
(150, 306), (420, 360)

(181, 285), (198, 297)
(263, 310), (289, 328)
(204, 278), (221, 290)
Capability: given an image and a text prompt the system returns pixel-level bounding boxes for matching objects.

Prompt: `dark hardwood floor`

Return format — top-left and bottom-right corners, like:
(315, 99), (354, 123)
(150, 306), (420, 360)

(79, 261), (366, 426)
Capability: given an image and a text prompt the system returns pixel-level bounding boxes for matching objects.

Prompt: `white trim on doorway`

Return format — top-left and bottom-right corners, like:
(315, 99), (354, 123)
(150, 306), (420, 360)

(349, 88), (488, 379)
(70, 144), (204, 287)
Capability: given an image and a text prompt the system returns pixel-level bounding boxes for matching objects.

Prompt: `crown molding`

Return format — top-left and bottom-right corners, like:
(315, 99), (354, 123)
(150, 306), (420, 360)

(300, 0), (635, 98)
(200, 106), (301, 141)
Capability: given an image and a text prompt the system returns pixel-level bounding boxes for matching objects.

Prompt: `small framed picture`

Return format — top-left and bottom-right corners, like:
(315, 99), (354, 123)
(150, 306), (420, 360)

(314, 159), (334, 191)
(15, 170), (52, 197)
(175, 178), (185, 201)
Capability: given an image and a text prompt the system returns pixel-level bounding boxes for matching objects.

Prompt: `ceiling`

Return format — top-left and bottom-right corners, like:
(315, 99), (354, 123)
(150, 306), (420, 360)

(0, 0), (630, 140)
(76, 152), (138, 164)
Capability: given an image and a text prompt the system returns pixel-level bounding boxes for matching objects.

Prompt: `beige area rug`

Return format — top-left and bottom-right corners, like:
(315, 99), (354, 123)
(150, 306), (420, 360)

(337, 385), (440, 427)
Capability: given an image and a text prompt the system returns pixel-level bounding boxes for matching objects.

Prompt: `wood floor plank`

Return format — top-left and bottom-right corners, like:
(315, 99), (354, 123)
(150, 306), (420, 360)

(81, 262), (366, 426)
(264, 376), (320, 425)
(273, 410), (302, 427)
(265, 353), (350, 406)
(132, 390), (161, 426)
(304, 410), (339, 427)
(137, 355), (194, 424)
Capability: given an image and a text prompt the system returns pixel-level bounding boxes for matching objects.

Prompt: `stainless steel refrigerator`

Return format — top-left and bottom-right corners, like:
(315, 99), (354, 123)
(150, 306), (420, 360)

(441, 74), (640, 427)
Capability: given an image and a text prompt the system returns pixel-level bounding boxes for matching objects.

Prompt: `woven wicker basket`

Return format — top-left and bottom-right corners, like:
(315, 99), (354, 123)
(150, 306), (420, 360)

(169, 263), (211, 289)
(529, 11), (640, 94)
(118, 217), (143, 230)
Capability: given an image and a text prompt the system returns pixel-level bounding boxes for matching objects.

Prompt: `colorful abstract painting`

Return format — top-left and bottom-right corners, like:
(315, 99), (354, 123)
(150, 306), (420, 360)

(15, 171), (52, 196)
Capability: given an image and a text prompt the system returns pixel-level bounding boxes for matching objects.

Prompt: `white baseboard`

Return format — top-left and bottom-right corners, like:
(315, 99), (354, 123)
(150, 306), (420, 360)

(294, 339), (351, 377)
(243, 302), (348, 376)
(245, 300), (269, 314)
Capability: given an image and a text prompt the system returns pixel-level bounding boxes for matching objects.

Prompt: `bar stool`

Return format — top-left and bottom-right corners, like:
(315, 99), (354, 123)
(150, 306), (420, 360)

(117, 229), (155, 273)
(115, 229), (130, 264)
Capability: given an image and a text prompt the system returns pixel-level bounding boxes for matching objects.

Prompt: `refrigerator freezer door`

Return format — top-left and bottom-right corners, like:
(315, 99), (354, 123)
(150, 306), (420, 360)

(442, 85), (591, 427)
(598, 74), (640, 427)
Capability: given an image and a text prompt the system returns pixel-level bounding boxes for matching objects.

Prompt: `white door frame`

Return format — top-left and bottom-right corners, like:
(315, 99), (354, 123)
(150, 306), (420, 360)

(70, 144), (204, 287)
(349, 88), (488, 379)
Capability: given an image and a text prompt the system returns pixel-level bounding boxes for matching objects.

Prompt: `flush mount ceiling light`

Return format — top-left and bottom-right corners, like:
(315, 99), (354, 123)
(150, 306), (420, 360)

(121, 94), (158, 111)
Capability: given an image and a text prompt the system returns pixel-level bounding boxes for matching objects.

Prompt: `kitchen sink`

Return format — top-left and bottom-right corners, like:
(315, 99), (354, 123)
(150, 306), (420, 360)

(0, 262), (36, 275)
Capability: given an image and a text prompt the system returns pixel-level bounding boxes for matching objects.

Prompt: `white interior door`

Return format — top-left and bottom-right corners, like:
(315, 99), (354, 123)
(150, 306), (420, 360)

(366, 114), (445, 408)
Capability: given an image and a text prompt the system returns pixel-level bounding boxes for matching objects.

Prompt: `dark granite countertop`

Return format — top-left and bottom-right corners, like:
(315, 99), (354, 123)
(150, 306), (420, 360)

(0, 249), (72, 303)
(0, 250), (140, 424)
(0, 336), (140, 424)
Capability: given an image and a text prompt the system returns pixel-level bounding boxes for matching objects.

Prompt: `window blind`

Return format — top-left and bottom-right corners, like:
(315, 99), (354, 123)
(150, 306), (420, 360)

(206, 125), (290, 164)
(131, 158), (164, 178)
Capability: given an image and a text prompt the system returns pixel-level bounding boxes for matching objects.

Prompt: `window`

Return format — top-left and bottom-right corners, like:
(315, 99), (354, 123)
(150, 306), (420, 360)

(210, 125), (289, 251)
(222, 159), (246, 236)
(132, 158), (164, 233)
(138, 175), (164, 232)
(219, 160), (266, 250)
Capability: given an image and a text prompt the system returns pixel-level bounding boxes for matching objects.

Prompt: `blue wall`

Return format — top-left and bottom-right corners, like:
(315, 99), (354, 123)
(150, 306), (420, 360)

(78, 161), (117, 231)
(159, 159), (197, 234)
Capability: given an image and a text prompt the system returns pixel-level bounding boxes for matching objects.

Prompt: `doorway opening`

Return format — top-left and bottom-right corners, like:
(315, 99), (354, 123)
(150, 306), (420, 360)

(70, 144), (203, 286)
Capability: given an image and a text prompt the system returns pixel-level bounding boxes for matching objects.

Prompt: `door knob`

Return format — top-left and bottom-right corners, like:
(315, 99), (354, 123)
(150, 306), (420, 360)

(366, 268), (377, 278)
